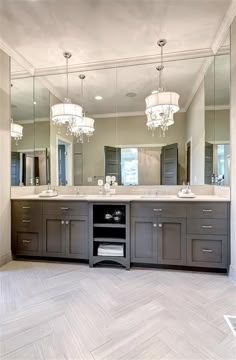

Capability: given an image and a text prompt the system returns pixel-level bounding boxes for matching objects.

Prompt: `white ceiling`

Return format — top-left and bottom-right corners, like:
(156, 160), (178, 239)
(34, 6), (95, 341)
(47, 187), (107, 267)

(0, 0), (232, 73)
(5, 0), (232, 120)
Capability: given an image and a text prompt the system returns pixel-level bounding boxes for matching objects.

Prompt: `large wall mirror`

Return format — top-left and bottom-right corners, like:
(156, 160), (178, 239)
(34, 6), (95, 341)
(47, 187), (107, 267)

(11, 44), (230, 187)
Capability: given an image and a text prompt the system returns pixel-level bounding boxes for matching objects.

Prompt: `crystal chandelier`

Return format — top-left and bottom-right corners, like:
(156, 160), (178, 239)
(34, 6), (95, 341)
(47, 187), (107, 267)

(11, 119), (23, 145)
(51, 52), (83, 127)
(145, 39), (180, 136)
(68, 74), (95, 142)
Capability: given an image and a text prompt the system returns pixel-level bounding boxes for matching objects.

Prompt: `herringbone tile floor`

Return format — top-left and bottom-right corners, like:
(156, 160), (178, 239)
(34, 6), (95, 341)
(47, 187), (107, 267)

(0, 261), (235, 360)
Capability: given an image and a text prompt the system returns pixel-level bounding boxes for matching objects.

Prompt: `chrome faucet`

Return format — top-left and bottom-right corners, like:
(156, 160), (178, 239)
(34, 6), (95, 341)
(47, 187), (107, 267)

(74, 187), (80, 196)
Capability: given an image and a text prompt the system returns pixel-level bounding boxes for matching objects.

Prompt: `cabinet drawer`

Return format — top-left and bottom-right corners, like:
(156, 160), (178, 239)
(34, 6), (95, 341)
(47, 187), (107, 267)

(15, 232), (41, 255)
(131, 202), (186, 218)
(43, 201), (88, 216)
(187, 235), (227, 268)
(187, 219), (227, 235)
(187, 203), (228, 219)
(13, 215), (42, 232)
(12, 201), (42, 216)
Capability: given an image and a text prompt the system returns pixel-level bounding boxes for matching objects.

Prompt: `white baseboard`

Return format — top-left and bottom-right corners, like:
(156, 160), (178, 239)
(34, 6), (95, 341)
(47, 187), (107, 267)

(229, 265), (236, 285)
(0, 252), (12, 267)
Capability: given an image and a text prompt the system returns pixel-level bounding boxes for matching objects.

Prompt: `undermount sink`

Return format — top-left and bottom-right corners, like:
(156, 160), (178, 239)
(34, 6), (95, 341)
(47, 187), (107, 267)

(140, 195), (177, 199)
(59, 194), (87, 199)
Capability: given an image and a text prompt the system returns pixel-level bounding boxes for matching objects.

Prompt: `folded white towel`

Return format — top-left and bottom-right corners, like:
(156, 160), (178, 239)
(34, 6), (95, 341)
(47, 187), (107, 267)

(98, 244), (124, 251)
(98, 251), (123, 257)
(98, 243), (124, 257)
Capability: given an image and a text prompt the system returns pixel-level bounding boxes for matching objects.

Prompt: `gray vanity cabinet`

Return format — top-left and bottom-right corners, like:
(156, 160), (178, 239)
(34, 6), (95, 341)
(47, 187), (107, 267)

(131, 217), (158, 263)
(11, 200), (43, 256)
(43, 214), (89, 259)
(43, 215), (66, 257)
(66, 216), (89, 259)
(131, 202), (187, 266)
(158, 218), (186, 265)
(42, 202), (89, 259)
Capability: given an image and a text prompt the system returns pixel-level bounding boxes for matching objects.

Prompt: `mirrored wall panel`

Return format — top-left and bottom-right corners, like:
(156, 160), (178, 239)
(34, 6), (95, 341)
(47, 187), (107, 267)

(11, 49), (230, 186)
(11, 77), (50, 186)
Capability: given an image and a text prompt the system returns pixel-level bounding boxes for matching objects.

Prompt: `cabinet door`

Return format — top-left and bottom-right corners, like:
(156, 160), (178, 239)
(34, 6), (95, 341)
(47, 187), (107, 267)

(131, 217), (157, 264)
(65, 216), (89, 259)
(158, 218), (186, 265)
(43, 215), (66, 257)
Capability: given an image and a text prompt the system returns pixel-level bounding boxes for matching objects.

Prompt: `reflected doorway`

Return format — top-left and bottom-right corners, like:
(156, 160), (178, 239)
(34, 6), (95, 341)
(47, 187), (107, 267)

(56, 136), (73, 186)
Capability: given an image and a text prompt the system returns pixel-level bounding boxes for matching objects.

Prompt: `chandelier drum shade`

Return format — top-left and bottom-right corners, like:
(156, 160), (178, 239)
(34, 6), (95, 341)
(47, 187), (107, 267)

(51, 52), (83, 126)
(51, 100), (83, 126)
(145, 39), (180, 136)
(68, 116), (95, 140)
(68, 74), (95, 142)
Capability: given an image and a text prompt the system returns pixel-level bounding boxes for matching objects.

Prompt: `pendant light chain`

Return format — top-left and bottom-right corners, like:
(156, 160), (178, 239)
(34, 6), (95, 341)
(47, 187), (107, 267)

(66, 56), (69, 100)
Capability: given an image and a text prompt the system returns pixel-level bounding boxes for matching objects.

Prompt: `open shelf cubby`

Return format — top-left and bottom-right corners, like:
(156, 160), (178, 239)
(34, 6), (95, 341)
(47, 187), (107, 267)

(89, 203), (130, 270)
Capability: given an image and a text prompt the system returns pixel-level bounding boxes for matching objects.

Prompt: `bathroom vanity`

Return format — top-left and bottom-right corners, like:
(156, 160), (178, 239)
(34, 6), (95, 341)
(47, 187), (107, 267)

(11, 195), (230, 272)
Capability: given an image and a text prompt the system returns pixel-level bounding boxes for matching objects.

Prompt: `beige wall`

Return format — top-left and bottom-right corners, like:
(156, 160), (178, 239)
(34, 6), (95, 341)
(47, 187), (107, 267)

(11, 120), (50, 151)
(81, 113), (186, 185)
(205, 109), (230, 143)
(0, 49), (11, 266)
(230, 18), (236, 283)
(186, 81), (205, 185)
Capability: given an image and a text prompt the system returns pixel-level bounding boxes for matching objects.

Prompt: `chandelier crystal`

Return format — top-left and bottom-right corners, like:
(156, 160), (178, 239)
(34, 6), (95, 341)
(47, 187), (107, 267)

(11, 119), (23, 145)
(68, 74), (95, 142)
(51, 52), (83, 127)
(145, 39), (180, 136)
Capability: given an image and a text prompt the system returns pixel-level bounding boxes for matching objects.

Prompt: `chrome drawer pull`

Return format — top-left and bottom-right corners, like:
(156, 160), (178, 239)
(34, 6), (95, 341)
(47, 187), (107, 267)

(22, 220), (31, 223)
(153, 223), (157, 227)
(65, 221), (69, 225)
(61, 220), (65, 225)
(202, 209), (213, 212)
(202, 249), (213, 253)
(22, 206), (31, 209)
(153, 208), (163, 212)
(158, 224), (162, 228)
(202, 225), (213, 229)
(60, 207), (69, 210)
(22, 240), (31, 243)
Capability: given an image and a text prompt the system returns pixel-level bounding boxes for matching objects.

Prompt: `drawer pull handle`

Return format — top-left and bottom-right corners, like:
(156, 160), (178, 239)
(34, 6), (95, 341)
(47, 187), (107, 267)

(202, 225), (213, 229)
(22, 240), (31, 243)
(22, 206), (31, 209)
(65, 221), (69, 225)
(60, 207), (69, 210)
(22, 220), (31, 223)
(202, 209), (213, 212)
(153, 208), (163, 212)
(158, 224), (162, 228)
(153, 223), (157, 227)
(202, 249), (213, 253)
(61, 220), (65, 225)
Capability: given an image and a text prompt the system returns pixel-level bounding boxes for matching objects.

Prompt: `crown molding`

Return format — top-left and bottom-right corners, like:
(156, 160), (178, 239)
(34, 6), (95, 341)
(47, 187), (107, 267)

(0, 37), (34, 75)
(205, 104), (230, 111)
(211, 0), (236, 54)
(92, 108), (186, 119)
(9, 47), (214, 79)
(17, 118), (49, 125)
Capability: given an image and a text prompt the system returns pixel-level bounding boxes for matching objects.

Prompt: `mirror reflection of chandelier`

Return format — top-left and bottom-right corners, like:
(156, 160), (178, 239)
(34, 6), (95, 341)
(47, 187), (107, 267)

(67, 74), (95, 143)
(11, 119), (23, 145)
(51, 52), (83, 127)
(145, 39), (180, 137)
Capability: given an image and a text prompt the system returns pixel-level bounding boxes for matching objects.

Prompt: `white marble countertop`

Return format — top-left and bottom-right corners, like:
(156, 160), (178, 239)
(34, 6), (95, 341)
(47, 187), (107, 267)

(11, 194), (230, 202)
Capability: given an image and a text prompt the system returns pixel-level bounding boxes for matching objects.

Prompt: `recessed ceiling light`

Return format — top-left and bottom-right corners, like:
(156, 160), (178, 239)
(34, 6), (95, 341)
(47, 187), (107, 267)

(95, 95), (103, 100)
(126, 92), (136, 97)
